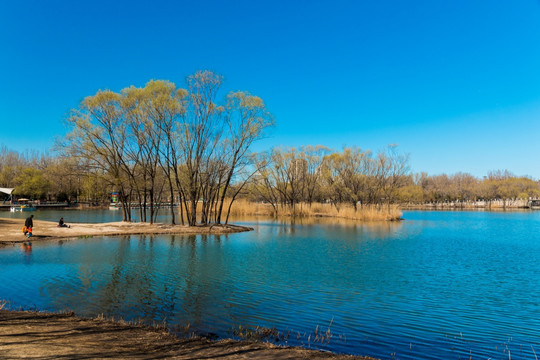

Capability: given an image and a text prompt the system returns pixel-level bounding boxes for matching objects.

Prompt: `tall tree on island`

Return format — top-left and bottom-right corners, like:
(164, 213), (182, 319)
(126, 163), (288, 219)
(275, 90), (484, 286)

(60, 70), (273, 225)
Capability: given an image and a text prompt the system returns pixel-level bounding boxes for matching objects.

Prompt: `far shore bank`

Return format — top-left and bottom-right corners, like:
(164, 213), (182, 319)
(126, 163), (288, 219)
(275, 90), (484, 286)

(400, 198), (533, 210)
(0, 309), (374, 360)
(0, 218), (252, 245)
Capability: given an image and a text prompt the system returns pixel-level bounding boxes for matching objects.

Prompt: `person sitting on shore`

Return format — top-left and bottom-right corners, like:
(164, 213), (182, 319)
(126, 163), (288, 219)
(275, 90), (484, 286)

(58, 217), (70, 228)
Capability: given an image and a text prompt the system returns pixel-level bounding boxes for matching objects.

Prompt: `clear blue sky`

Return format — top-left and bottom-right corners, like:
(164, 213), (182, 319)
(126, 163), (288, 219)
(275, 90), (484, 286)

(1, 0), (539, 178)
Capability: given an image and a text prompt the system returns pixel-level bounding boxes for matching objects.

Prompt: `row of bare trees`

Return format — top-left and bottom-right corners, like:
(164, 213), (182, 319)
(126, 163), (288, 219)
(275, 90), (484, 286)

(3, 142), (539, 216)
(243, 147), (539, 212)
(0, 146), (94, 202)
(249, 145), (411, 214)
(60, 71), (273, 225)
(398, 170), (540, 206)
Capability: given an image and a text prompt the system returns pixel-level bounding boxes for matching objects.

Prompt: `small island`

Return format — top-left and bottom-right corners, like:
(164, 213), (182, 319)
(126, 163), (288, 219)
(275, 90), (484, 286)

(0, 218), (252, 245)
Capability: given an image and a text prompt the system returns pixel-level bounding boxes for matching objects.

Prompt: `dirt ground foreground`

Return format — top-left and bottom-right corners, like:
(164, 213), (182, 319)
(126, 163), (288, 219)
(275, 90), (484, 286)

(0, 310), (374, 359)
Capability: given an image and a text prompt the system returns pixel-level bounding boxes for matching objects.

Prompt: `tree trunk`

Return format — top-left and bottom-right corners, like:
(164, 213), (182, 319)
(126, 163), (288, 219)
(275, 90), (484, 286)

(167, 177), (176, 225)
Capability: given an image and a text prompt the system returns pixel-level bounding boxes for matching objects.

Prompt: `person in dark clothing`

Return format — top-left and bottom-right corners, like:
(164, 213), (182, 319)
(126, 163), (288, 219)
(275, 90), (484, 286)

(24, 215), (33, 238)
(24, 215), (33, 229)
(58, 217), (70, 228)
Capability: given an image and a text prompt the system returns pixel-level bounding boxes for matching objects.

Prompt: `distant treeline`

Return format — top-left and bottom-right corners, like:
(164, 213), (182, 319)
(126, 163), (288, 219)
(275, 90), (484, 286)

(398, 170), (539, 208)
(2, 145), (537, 214)
(1, 71), (539, 225)
(243, 149), (539, 211)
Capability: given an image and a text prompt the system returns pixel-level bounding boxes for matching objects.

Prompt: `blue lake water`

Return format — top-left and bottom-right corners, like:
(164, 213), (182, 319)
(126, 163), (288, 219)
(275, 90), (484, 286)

(1, 210), (540, 359)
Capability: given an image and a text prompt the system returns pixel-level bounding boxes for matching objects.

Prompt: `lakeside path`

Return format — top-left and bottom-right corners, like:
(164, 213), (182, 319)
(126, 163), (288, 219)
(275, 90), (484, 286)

(0, 217), (252, 244)
(0, 310), (376, 360)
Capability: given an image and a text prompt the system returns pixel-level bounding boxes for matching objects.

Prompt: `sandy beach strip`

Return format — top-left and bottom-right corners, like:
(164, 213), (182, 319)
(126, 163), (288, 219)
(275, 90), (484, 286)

(0, 217), (252, 244)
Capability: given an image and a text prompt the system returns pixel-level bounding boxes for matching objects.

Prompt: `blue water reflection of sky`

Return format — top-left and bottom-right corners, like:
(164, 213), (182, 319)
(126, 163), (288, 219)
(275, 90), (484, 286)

(1, 210), (540, 359)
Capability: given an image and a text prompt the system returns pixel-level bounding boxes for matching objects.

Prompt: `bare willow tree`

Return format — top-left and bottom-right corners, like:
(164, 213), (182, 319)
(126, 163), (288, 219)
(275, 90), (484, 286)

(173, 73), (274, 225)
(252, 153), (281, 215)
(147, 80), (187, 225)
(324, 147), (372, 210)
(300, 145), (330, 206)
(253, 147), (307, 214)
(174, 71), (223, 226)
(376, 145), (410, 206)
(62, 84), (175, 223)
(216, 91), (274, 224)
(60, 71), (272, 225)
(0, 146), (25, 188)
(122, 81), (181, 223)
(61, 90), (135, 221)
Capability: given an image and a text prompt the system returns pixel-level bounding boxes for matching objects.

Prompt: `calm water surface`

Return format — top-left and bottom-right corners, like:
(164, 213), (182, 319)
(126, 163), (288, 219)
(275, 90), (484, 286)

(1, 210), (540, 359)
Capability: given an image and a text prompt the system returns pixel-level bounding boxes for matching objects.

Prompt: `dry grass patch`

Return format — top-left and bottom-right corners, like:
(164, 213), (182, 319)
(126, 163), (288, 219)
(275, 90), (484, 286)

(228, 200), (402, 221)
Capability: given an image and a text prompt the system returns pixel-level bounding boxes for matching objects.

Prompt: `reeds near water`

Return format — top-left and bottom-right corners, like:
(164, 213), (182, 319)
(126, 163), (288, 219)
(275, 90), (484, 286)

(227, 199), (402, 221)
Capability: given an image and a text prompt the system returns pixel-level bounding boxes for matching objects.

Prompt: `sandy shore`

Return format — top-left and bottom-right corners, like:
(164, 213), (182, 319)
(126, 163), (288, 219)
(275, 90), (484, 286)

(0, 310), (375, 359)
(0, 217), (252, 244)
